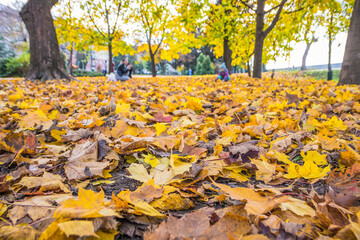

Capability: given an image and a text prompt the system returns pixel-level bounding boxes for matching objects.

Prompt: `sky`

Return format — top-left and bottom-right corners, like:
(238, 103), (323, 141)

(0, 0), (348, 69)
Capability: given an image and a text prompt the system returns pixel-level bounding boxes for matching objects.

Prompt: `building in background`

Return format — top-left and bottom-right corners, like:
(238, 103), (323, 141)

(0, 3), (28, 56)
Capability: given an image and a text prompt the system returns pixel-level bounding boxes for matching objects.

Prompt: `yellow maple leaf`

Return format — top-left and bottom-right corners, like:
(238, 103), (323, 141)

(155, 123), (167, 136)
(143, 154), (160, 168)
(170, 154), (196, 175)
(50, 129), (67, 142)
(301, 151), (327, 165)
(54, 187), (119, 219)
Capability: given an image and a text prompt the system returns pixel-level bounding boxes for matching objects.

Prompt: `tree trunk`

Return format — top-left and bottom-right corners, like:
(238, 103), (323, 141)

(328, 37), (332, 80)
(20, 0), (71, 81)
(253, 0), (265, 79)
(68, 42), (74, 75)
(224, 36), (232, 74)
(160, 61), (166, 75)
(247, 61), (251, 77)
(108, 41), (113, 73)
(338, 0), (360, 85)
(327, 14), (333, 81)
(301, 42), (311, 71)
(150, 52), (156, 77)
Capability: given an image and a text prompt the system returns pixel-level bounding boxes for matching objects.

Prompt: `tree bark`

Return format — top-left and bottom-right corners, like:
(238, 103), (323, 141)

(338, 0), (360, 85)
(223, 36), (232, 74)
(149, 42), (156, 77)
(108, 41), (113, 73)
(20, 0), (71, 81)
(160, 61), (166, 75)
(253, 0), (265, 79)
(252, 0), (287, 79)
(247, 61), (251, 77)
(68, 42), (74, 75)
(301, 42), (311, 71)
(328, 38), (332, 80)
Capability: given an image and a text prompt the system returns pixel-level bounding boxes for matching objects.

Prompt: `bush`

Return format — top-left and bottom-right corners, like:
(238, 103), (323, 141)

(5, 53), (30, 77)
(72, 69), (104, 77)
(195, 53), (205, 75)
(200, 56), (214, 75)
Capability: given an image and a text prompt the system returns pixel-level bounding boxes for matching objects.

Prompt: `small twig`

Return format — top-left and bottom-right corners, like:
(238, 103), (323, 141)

(45, 163), (65, 172)
(30, 217), (54, 226)
(8, 186), (18, 199)
(0, 202), (58, 208)
(273, 192), (311, 200)
(205, 157), (229, 162)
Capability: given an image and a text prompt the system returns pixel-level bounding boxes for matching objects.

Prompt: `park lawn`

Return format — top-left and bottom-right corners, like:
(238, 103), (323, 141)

(0, 75), (359, 239)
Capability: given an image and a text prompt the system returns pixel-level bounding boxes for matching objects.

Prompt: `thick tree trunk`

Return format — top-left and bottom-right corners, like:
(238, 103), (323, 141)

(338, 0), (360, 85)
(301, 42), (311, 71)
(224, 36), (232, 74)
(253, 0), (265, 79)
(108, 41), (113, 73)
(20, 0), (71, 81)
(328, 37), (332, 80)
(68, 42), (74, 75)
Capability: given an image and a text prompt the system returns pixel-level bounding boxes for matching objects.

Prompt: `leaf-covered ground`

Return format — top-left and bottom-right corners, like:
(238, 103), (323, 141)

(0, 75), (359, 240)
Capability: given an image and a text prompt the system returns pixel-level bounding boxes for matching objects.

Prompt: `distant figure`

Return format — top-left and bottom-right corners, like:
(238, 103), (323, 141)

(215, 63), (230, 82)
(103, 60), (107, 76)
(116, 58), (132, 81)
(189, 68), (192, 76)
(271, 69), (275, 79)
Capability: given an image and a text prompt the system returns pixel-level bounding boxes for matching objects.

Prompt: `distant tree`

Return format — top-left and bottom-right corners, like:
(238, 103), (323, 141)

(81, 0), (130, 73)
(75, 50), (89, 70)
(200, 55), (214, 75)
(296, 5), (321, 71)
(195, 53), (205, 75)
(20, 0), (71, 81)
(55, 0), (90, 75)
(132, 0), (172, 77)
(324, 0), (352, 80)
(338, 0), (360, 85)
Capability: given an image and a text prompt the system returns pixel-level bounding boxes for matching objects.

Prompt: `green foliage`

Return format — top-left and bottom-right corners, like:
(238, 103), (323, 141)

(195, 54), (213, 75)
(201, 56), (214, 75)
(0, 33), (15, 60)
(4, 53), (30, 77)
(61, 51), (68, 73)
(303, 69), (340, 81)
(0, 58), (10, 77)
(195, 53), (205, 75)
(72, 69), (103, 77)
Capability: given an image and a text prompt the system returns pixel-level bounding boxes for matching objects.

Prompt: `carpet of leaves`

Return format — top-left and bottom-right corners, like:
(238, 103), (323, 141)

(0, 75), (359, 240)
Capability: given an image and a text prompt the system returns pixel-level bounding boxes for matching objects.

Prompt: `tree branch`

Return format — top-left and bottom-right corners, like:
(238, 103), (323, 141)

(264, 0), (287, 37)
(111, 1), (122, 35)
(238, 0), (254, 11)
(86, 4), (107, 39)
(284, 7), (305, 14)
(265, 3), (282, 14)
